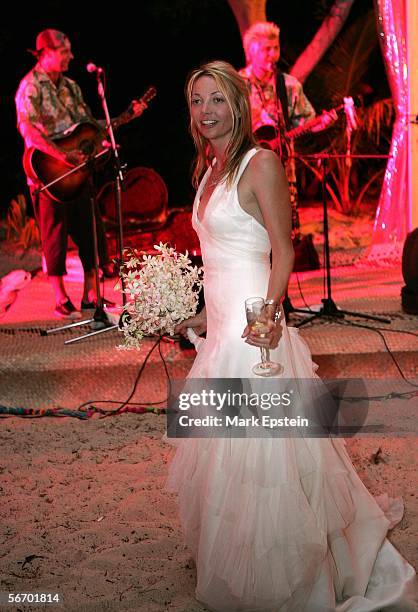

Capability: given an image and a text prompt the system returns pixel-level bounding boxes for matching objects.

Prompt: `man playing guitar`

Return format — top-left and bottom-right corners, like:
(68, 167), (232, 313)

(239, 21), (336, 228)
(239, 22), (317, 152)
(15, 29), (147, 318)
(239, 21), (337, 316)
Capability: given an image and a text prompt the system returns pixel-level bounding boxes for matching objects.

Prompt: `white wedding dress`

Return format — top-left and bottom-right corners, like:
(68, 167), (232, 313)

(166, 149), (417, 611)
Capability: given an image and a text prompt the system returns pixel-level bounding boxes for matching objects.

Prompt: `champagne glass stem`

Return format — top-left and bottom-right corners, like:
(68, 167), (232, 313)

(245, 296), (283, 377)
(260, 347), (269, 365)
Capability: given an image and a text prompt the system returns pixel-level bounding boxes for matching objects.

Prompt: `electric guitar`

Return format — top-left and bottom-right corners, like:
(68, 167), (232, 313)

(254, 104), (340, 235)
(254, 105), (340, 155)
(23, 86), (157, 202)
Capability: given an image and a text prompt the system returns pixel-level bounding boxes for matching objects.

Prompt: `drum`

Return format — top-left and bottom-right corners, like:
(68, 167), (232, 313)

(98, 166), (168, 224)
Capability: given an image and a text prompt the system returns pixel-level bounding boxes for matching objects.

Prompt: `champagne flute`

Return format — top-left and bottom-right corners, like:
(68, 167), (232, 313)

(245, 297), (283, 377)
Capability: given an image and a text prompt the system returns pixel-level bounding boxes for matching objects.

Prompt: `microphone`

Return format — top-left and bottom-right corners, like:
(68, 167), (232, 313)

(86, 62), (104, 75)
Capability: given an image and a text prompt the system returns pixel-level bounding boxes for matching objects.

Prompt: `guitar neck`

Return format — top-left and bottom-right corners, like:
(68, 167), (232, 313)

(110, 86), (157, 132)
(286, 104), (342, 141)
(286, 117), (320, 141)
(111, 109), (133, 132)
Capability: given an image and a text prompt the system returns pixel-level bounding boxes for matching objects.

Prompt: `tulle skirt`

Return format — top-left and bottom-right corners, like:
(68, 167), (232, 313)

(166, 325), (417, 611)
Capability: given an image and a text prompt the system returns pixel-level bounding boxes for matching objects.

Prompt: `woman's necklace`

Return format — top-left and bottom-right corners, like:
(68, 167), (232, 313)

(207, 161), (224, 188)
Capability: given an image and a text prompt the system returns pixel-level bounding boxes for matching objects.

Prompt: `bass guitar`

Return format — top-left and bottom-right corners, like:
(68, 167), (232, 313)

(23, 86), (156, 202)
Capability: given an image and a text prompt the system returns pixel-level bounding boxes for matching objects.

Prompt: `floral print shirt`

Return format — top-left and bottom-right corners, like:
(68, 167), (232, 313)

(15, 64), (93, 144)
(239, 67), (316, 132)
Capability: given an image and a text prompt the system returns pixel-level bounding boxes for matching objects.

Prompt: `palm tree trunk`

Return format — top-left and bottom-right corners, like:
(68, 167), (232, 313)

(289, 0), (355, 83)
(226, 0), (266, 37)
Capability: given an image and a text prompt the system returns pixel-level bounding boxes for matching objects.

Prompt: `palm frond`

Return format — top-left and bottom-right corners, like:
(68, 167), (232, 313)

(359, 98), (394, 144)
(305, 9), (378, 109)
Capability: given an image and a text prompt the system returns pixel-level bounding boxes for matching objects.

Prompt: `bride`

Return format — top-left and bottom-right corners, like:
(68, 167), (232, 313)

(167, 60), (416, 611)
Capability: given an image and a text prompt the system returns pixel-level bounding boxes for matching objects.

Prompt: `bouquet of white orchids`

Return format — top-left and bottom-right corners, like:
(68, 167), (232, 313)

(118, 243), (203, 349)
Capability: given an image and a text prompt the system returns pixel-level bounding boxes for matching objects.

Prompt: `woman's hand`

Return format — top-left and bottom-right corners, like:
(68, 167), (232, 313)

(241, 310), (283, 350)
(175, 308), (207, 338)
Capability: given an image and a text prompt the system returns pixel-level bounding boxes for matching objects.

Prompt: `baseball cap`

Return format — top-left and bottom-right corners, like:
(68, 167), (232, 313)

(28, 29), (69, 56)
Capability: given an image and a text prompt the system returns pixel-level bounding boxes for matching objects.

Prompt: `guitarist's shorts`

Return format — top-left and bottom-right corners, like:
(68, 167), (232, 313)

(30, 186), (108, 276)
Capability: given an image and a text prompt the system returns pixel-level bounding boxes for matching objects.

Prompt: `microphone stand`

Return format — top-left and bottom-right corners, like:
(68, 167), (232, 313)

(41, 66), (126, 344)
(289, 153), (391, 328)
(64, 65), (127, 344)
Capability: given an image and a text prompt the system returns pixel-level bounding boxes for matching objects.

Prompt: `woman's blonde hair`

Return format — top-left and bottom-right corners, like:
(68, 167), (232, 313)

(185, 60), (256, 189)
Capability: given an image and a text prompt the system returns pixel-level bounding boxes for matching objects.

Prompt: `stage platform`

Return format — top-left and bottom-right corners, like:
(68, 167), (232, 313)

(0, 255), (418, 406)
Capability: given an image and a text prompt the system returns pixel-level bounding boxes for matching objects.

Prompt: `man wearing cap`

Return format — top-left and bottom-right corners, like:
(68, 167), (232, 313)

(15, 29), (111, 318)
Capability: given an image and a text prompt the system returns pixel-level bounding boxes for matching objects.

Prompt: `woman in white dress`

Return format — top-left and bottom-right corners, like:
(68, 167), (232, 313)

(167, 61), (417, 611)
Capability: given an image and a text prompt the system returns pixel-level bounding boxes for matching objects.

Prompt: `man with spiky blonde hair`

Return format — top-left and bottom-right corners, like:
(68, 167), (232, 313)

(239, 21), (317, 156)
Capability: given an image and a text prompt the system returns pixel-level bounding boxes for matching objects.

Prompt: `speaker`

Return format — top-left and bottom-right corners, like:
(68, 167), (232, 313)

(293, 234), (320, 272)
(401, 228), (418, 315)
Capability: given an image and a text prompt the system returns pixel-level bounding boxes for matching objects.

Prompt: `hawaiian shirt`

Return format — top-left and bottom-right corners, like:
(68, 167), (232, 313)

(15, 64), (93, 144)
(239, 67), (316, 132)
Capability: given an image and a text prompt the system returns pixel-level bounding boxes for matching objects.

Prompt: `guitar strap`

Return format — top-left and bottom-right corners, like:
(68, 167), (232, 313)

(276, 70), (290, 131)
(276, 70), (301, 237)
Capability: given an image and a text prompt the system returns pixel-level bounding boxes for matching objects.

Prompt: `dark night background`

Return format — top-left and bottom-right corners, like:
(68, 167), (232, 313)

(2, 0), (387, 215)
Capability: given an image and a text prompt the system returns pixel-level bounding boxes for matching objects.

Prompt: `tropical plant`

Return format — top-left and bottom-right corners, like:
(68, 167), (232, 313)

(4, 194), (40, 250)
(289, 0), (356, 84)
(297, 9), (393, 214)
(226, 1), (387, 214)
(227, 0), (354, 62)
